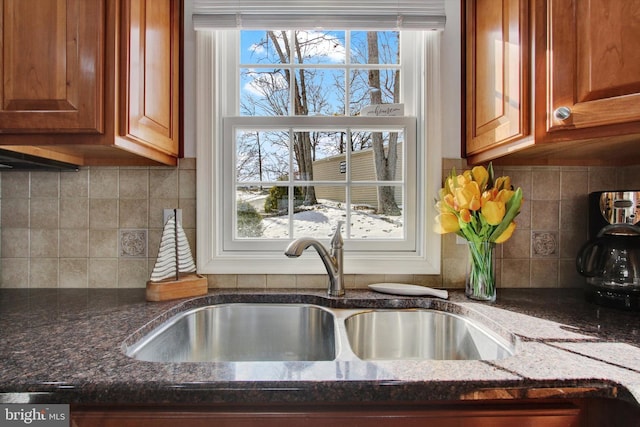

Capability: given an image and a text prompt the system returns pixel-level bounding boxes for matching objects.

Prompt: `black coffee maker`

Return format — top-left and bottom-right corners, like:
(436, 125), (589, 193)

(577, 191), (640, 310)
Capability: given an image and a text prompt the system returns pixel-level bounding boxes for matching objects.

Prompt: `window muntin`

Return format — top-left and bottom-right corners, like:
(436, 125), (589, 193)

(238, 30), (401, 118)
(196, 28), (441, 274)
(223, 116), (415, 252)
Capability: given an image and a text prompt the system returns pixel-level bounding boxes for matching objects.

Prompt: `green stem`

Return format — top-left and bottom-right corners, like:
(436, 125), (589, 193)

(467, 241), (496, 301)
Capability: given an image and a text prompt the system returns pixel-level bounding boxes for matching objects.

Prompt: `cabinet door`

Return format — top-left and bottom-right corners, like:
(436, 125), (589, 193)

(0, 0), (104, 133)
(545, 0), (640, 137)
(465, 0), (529, 156)
(121, 0), (180, 156)
(71, 406), (580, 427)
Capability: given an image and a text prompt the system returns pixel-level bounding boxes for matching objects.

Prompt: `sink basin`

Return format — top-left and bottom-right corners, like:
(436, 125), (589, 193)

(126, 303), (336, 362)
(344, 309), (514, 360)
(125, 302), (516, 363)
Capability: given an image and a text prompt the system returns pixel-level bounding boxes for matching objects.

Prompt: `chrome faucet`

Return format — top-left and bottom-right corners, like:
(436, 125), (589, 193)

(284, 222), (345, 297)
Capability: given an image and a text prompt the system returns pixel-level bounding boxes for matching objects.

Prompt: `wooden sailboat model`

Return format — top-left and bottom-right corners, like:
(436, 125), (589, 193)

(146, 209), (207, 301)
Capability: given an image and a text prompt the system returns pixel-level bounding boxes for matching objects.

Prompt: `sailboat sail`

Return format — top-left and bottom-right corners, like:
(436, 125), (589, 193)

(150, 213), (196, 282)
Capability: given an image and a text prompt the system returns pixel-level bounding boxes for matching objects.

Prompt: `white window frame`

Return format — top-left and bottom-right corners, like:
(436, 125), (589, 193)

(196, 29), (442, 275)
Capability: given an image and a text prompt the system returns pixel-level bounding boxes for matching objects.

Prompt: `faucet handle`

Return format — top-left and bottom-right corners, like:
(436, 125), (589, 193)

(330, 221), (344, 249)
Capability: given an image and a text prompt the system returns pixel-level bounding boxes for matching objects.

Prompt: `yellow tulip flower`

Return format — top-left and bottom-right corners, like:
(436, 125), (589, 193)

(435, 162), (523, 244)
(468, 180), (481, 197)
(482, 200), (506, 225)
(444, 193), (456, 209)
(459, 209), (472, 223)
(494, 221), (516, 243)
(471, 165), (489, 189)
(468, 197), (481, 211)
(481, 188), (498, 207)
(454, 188), (469, 209)
(455, 181), (481, 210)
(496, 189), (514, 204)
(495, 176), (511, 191)
(434, 212), (460, 234)
(445, 177), (456, 195)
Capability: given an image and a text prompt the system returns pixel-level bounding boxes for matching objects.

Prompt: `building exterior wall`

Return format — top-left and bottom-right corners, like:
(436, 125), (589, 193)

(313, 144), (404, 206)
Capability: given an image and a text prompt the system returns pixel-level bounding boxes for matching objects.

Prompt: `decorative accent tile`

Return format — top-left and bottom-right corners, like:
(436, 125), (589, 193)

(119, 229), (147, 258)
(532, 231), (558, 257)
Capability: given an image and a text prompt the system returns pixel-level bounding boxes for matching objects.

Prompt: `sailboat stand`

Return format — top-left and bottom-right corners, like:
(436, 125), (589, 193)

(146, 210), (207, 301)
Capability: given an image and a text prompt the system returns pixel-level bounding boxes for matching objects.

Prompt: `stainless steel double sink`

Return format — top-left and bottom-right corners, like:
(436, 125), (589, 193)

(125, 303), (516, 363)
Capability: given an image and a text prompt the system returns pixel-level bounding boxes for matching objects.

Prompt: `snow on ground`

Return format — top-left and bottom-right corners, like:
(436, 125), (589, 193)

(237, 190), (403, 239)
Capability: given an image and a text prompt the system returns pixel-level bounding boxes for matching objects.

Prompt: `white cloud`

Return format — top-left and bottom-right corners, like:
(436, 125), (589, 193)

(246, 31), (346, 63)
(242, 31), (346, 100)
(242, 68), (288, 97)
(249, 43), (265, 55)
(295, 30), (346, 63)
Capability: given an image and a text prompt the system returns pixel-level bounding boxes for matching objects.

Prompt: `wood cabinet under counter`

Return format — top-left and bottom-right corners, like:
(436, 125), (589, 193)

(70, 402), (584, 427)
(70, 399), (640, 427)
(0, 0), (182, 166)
(464, 0), (640, 166)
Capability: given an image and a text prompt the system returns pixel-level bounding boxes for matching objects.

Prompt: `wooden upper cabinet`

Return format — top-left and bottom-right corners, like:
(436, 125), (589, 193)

(465, 0), (529, 156)
(121, 0), (180, 155)
(0, 0), (181, 166)
(465, 0), (640, 166)
(542, 0), (640, 139)
(0, 0), (104, 133)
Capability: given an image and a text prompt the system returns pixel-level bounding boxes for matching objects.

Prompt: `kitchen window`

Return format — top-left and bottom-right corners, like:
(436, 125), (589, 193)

(193, 2), (445, 275)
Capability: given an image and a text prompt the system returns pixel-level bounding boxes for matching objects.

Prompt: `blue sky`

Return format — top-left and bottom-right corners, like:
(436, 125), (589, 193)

(238, 30), (400, 117)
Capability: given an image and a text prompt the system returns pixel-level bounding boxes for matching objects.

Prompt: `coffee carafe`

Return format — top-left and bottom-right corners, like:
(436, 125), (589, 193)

(576, 191), (640, 310)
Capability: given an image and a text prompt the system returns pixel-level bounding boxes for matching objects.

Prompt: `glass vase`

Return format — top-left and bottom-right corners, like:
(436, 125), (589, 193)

(465, 241), (496, 302)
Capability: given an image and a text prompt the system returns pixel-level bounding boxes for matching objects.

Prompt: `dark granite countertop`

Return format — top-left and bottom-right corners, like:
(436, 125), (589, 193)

(1, 288), (639, 409)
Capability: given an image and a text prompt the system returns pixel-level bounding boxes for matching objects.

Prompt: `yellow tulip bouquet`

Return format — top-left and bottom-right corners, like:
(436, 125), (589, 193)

(434, 163), (523, 301)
